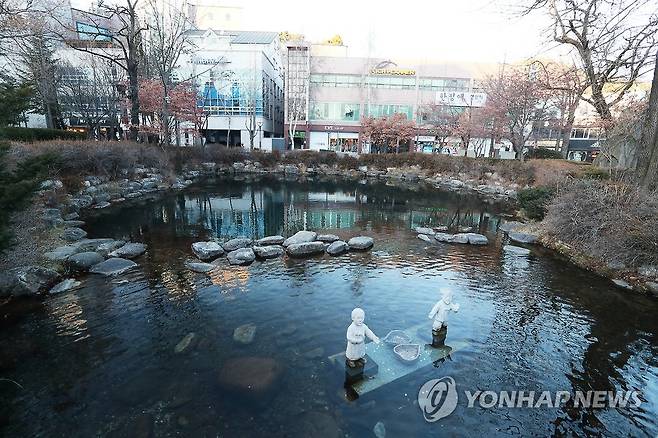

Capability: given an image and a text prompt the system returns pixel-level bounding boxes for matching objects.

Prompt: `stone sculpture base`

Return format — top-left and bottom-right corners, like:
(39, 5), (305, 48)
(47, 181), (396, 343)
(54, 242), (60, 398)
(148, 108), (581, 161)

(431, 326), (448, 347)
(343, 354), (379, 386)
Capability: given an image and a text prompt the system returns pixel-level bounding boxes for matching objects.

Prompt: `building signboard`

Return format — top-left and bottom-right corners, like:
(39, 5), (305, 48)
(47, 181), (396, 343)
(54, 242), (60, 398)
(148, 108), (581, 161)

(436, 91), (487, 107)
(369, 68), (416, 76)
(191, 55), (230, 65)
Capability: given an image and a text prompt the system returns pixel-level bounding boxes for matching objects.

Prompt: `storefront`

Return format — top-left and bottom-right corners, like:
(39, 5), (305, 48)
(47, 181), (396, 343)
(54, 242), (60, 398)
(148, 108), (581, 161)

(307, 124), (361, 153)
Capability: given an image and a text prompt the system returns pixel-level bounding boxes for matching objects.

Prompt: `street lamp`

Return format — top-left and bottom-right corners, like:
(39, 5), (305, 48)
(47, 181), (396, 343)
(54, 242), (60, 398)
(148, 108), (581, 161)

(258, 121), (262, 149)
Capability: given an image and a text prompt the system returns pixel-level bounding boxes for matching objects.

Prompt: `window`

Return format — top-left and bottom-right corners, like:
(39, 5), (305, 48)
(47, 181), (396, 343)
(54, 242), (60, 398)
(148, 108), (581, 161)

(309, 102), (360, 121)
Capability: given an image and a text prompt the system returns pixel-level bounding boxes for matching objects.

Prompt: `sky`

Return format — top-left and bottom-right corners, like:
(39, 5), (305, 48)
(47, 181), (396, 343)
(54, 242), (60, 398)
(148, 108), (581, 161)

(72, 0), (565, 64)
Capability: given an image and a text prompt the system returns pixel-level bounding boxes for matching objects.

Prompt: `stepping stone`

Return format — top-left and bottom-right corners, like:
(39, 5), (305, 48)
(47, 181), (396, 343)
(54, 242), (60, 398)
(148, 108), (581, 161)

(348, 236), (374, 250)
(62, 227), (87, 242)
(253, 245), (284, 259)
(255, 235), (285, 246)
(185, 261), (215, 273)
(192, 241), (225, 261)
(49, 278), (82, 294)
(109, 242), (147, 259)
(286, 241), (325, 257)
(283, 231), (317, 247)
(223, 238), (252, 252)
(90, 258), (137, 276)
(67, 251), (104, 271)
(508, 232), (538, 244)
(316, 234), (340, 243)
(327, 240), (349, 256)
(227, 248), (256, 265)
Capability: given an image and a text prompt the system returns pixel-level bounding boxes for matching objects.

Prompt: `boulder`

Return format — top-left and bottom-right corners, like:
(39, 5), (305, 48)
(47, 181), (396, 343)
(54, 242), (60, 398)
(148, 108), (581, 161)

(67, 251), (104, 271)
(283, 230), (317, 247)
(508, 232), (538, 244)
(63, 212), (80, 221)
(69, 195), (93, 210)
(286, 241), (326, 257)
(433, 226), (449, 232)
(217, 357), (284, 402)
(434, 233), (454, 243)
(109, 242), (147, 259)
(222, 238), (252, 252)
(255, 235), (285, 246)
(499, 221), (525, 233)
(450, 234), (470, 244)
(44, 245), (80, 261)
(42, 208), (63, 226)
(72, 238), (117, 252)
(185, 261), (216, 273)
(253, 245), (284, 259)
(89, 258), (137, 276)
(227, 248), (256, 265)
(0, 266), (60, 298)
(191, 241), (225, 261)
(348, 236), (374, 251)
(233, 323), (257, 344)
(638, 265), (658, 278)
(96, 240), (127, 257)
(465, 233), (489, 245)
(326, 240), (349, 256)
(414, 227), (435, 236)
(417, 234), (432, 243)
(316, 234), (340, 243)
(503, 245), (531, 256)
(62, 227), (87, 242)
(49, 278), (82, 294)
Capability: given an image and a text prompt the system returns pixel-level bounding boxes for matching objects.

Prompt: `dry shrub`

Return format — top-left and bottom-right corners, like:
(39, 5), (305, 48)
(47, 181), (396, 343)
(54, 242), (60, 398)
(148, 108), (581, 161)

(542, 180), (658, 267)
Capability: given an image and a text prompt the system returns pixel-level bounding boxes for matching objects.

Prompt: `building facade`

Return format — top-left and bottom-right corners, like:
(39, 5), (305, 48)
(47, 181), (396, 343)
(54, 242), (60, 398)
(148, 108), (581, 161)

(178, 29), (285, 148)
(283, 46), (489, 154)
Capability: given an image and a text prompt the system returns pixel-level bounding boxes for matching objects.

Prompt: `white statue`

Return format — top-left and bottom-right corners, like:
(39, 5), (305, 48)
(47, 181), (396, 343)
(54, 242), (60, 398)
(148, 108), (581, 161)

(428, 289), (460, 331)
(346, 308), (380, 367)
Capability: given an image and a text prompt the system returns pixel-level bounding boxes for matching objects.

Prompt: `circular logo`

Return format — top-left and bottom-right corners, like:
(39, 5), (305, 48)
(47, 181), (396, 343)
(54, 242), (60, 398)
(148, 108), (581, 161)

(418, 377), (458, 422)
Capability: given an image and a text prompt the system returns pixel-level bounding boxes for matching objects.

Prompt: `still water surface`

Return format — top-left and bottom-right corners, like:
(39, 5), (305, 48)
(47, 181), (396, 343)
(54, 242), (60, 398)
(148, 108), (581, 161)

(1, 176), (657, 437)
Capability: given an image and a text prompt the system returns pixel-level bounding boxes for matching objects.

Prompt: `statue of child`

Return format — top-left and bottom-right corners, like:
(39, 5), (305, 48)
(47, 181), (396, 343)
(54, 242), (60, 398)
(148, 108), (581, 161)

(346, 307), (380, 367)
(428, 289), (460, 333)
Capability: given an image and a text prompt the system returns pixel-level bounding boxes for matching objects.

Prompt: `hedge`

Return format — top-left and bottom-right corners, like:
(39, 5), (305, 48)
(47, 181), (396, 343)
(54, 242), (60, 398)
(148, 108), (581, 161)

(0, 127), (86, 142)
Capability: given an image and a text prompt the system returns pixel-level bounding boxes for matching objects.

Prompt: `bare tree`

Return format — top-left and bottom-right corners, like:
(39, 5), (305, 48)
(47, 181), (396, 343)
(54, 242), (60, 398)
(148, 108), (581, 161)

(143, 0), (191, 146)
(637, 51), (658, 188)
(287, 88), (306, 149)
(525, 0), (658, 125)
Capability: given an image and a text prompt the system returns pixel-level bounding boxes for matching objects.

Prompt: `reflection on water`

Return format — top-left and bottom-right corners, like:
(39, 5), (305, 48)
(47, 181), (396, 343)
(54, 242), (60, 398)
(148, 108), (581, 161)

(0, 176), (657, 437)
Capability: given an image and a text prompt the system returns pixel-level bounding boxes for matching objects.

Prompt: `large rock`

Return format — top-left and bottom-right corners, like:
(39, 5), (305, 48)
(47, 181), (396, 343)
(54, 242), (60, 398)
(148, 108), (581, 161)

(44, 245), (80, 261)
(109, 242), (147, 259)
(434, 233), (454, 243)
(191, 241), (225, 261)
(62, 227), (87, 242)
(316, 234), (340, 243)
(227, 248), (256, 265)
(96, 240), (126, 257)
(0, 266), (60, 298)
(49, 278), (82, 294)
(42, 208), (63, 227)
(503, 245), (531, 256)
(417, 234), (432, 243)
(414, 227), (435, 236)
(255, 235), (285, 246)
(499, 221), (525, 233)
(326, 240), (349, 256)
(72, 238), (117, 252)
(217, 357), (284, 402)
(465, 233), (489, 245)
(286, 241), (326, 257)
(89, 258), (137, 276)
(233, 323), (257, 344)
(450, 234), (470, 244)
(67, 251), (104, 271)
(508, 232), (538, 244)
(185, 261), (216, 273)
(348, 236), (374, 251)
(283, 230), (317, 247)
(253, 245), (284, 259)
(223, 238), (252, 252)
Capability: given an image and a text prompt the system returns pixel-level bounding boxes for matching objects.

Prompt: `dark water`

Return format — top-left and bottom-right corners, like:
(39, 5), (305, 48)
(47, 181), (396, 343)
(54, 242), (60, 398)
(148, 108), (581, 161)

(1, 176), (657, 437)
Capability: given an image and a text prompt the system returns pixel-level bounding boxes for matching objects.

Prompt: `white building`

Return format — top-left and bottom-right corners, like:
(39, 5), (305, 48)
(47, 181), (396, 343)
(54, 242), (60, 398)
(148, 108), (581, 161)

(178, 29), (285, 148)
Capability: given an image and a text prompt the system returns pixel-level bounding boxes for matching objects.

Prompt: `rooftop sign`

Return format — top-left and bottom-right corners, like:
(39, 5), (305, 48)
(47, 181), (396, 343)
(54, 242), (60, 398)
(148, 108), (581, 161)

(370, 68), (416, 76)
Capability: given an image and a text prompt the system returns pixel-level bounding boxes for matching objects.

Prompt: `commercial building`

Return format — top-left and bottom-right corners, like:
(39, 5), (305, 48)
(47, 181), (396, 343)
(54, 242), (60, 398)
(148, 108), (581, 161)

(283, 41), (492, 154)
(179, 29), (285, 147)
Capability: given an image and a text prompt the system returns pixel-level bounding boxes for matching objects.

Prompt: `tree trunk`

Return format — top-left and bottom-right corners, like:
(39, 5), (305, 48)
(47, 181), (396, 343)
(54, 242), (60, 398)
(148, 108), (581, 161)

(561, 115), (575, 159)
(638, 51), (658, 189)
(127, 59), (140, 141)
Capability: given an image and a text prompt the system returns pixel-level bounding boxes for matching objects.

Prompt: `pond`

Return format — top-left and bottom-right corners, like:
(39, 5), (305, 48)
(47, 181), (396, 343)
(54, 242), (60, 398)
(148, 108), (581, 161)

(1, 176), (657, 437)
